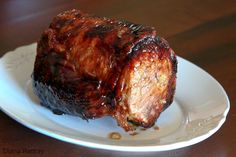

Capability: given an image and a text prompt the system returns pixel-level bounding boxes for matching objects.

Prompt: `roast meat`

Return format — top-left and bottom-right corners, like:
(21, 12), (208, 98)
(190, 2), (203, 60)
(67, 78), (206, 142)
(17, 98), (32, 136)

(33, 9), (177, 131)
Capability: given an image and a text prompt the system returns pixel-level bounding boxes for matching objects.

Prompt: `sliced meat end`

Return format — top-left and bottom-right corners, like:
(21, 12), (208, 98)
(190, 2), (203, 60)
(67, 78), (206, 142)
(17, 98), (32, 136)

(115, 51), (174, 131)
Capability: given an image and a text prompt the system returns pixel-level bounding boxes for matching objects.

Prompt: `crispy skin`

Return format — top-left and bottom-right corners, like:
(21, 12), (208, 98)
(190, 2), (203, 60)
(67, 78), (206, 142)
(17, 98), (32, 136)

(33, 9), (177, 131)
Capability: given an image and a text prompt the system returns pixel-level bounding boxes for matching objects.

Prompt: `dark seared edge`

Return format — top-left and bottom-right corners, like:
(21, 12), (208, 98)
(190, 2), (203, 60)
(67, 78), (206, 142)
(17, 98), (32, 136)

(33, 9), (177, 131)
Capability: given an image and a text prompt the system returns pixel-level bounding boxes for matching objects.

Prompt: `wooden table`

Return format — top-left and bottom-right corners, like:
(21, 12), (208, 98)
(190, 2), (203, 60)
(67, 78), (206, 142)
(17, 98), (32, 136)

(0, 0), (236, 156)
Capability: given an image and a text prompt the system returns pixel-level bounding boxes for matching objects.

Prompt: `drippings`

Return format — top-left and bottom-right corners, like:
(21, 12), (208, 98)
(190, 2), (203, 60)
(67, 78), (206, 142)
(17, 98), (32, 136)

(109, 132), (122, 140)
(140, 128), (146, 131)
(129, 132), (139, 136)
(153, 125), (160, 130)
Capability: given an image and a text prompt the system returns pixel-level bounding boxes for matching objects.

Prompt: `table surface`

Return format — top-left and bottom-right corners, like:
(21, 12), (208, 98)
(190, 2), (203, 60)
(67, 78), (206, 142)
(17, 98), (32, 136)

(0, 0), (236, 157)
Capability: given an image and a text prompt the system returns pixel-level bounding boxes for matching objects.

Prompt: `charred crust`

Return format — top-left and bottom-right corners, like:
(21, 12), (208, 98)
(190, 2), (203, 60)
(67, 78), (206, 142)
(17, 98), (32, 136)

(33, 9), (177, 132)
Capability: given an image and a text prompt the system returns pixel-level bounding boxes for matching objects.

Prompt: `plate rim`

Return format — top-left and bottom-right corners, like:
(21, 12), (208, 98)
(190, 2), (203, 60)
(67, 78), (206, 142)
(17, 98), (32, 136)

(0, 44), (230, 152)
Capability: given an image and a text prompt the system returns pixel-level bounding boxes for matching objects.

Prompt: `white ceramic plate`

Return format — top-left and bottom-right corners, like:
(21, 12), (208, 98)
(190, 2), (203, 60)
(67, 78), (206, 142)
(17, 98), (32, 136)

(0, 43), (230, 152)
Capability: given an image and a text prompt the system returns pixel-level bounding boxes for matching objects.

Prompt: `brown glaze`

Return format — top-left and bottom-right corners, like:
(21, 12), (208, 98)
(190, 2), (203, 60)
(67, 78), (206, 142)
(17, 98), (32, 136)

(33, 9), (177, 131)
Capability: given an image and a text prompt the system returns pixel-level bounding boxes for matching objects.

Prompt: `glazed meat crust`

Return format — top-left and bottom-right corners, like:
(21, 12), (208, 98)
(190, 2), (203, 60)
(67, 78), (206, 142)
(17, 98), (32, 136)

(33, 9), (177, 131)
